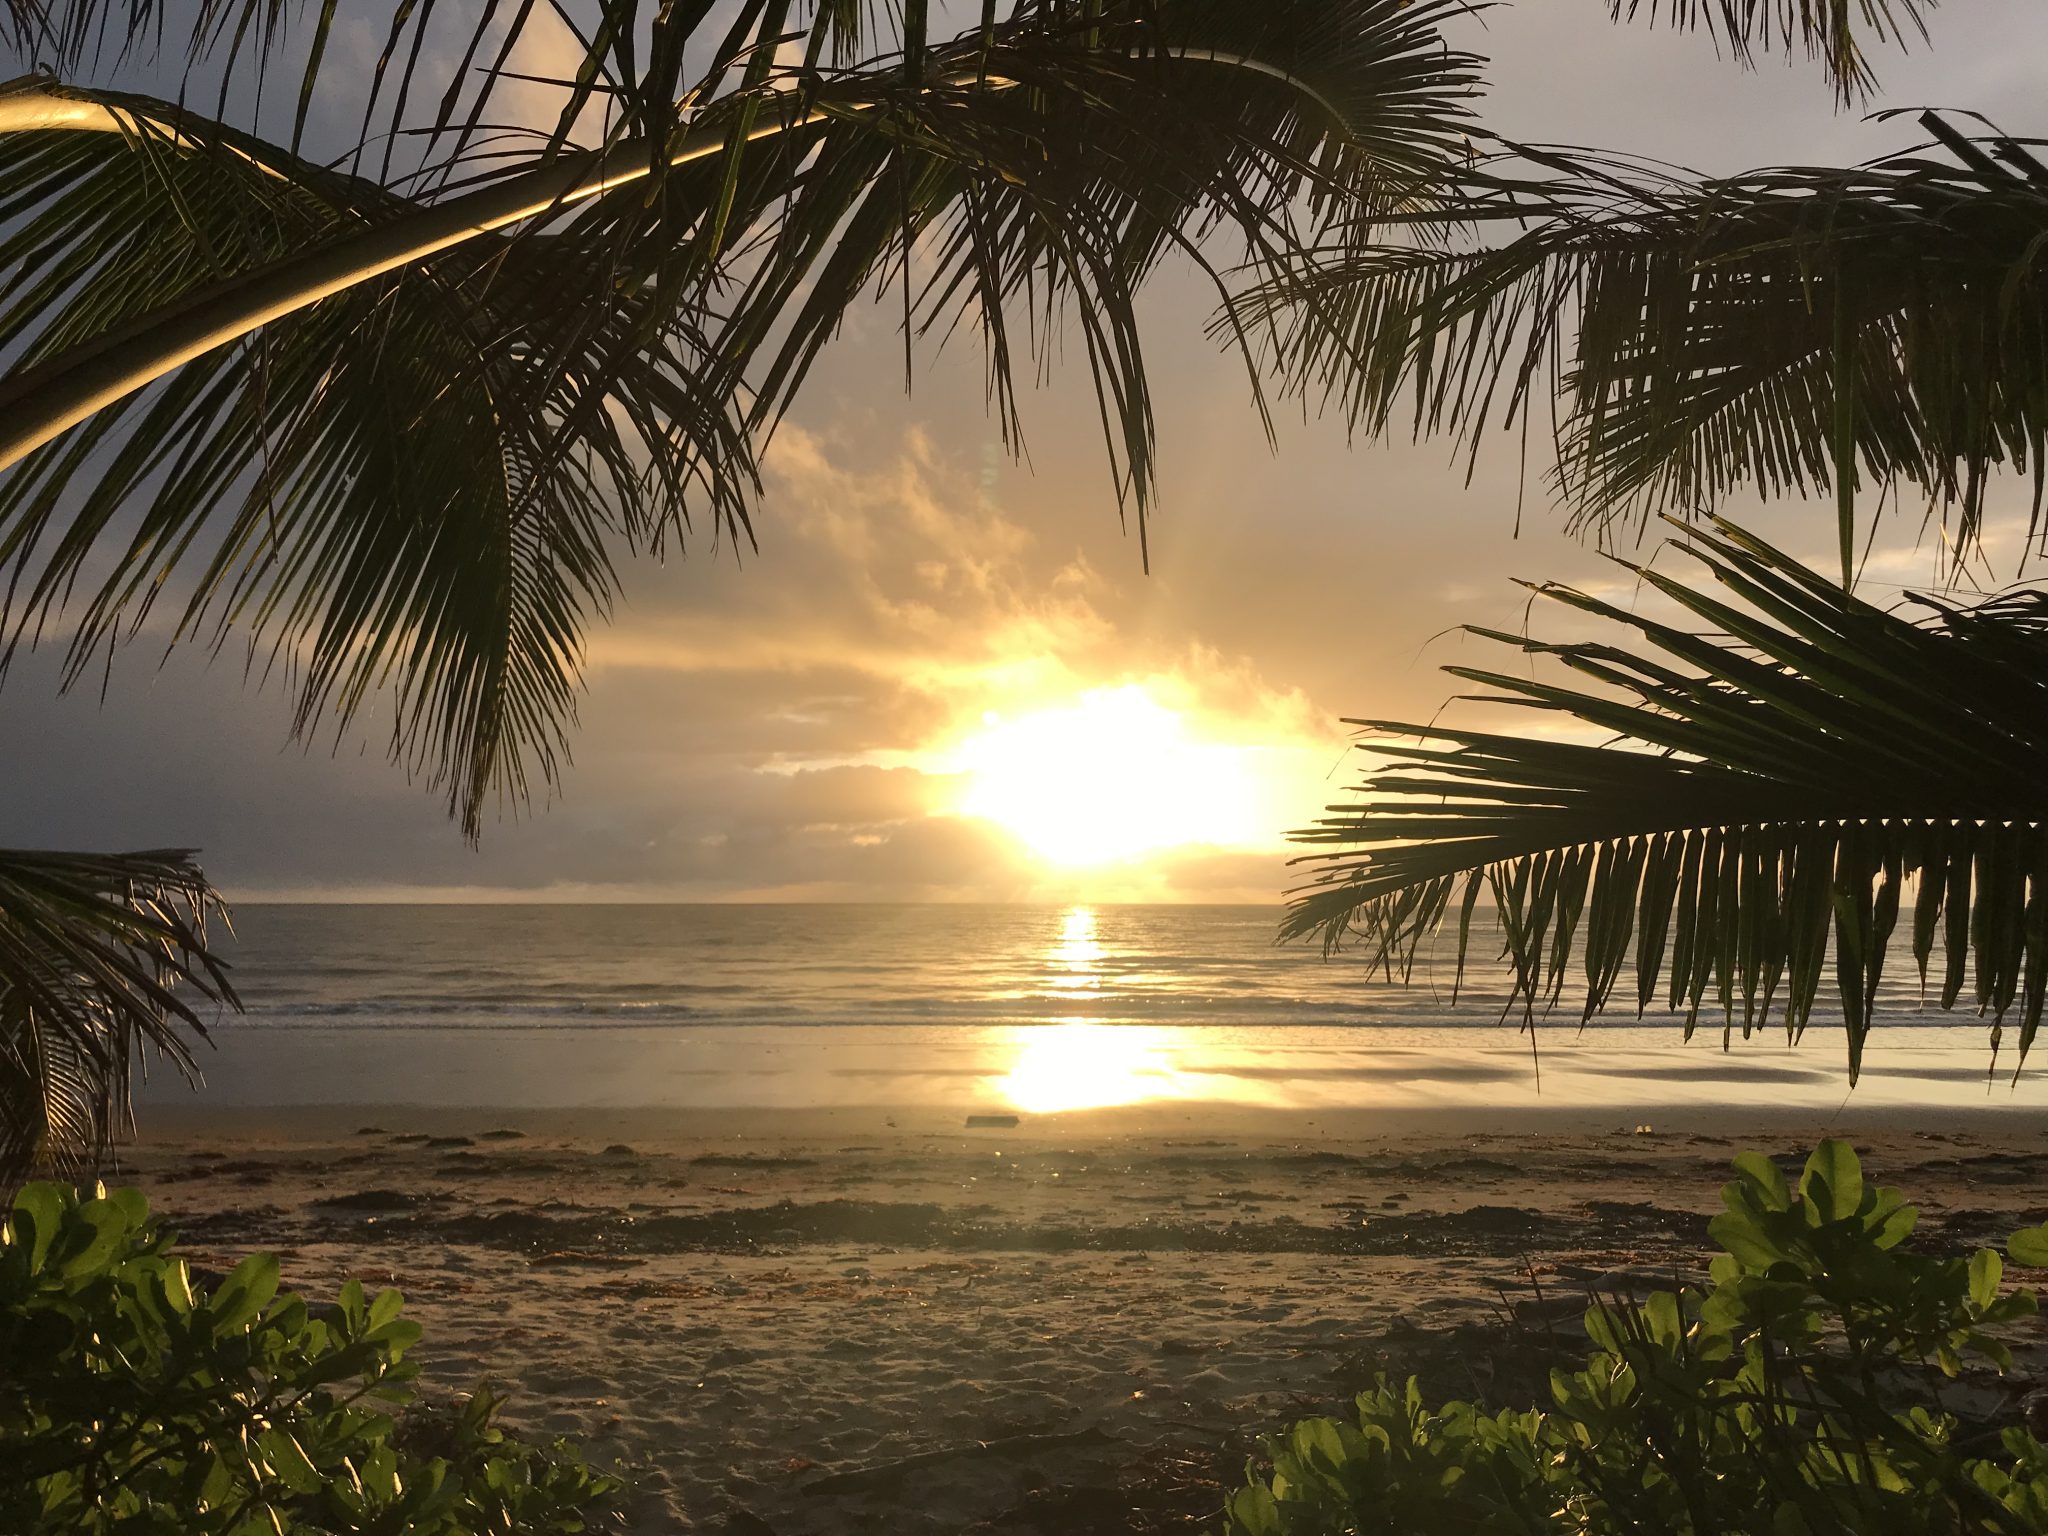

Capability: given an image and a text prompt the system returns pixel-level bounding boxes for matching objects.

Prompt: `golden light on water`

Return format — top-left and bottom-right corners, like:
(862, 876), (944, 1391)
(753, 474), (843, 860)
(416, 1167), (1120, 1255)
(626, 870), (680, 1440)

(948, 685), (1267, 867)
(993, 907), (1195, 1113)
(1049, 906), (1103, 992)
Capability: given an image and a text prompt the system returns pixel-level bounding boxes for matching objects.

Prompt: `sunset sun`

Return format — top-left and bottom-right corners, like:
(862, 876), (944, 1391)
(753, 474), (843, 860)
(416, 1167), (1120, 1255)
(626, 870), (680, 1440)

(947, 685), (1270, 867)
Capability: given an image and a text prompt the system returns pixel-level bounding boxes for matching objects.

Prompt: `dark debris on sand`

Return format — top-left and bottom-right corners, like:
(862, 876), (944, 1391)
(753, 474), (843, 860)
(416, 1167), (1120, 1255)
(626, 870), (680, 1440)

(310, 1195), (1713, 1263)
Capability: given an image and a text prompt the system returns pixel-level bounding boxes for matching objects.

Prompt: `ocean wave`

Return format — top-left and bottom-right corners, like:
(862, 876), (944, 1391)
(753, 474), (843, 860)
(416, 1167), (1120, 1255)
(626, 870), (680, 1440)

(212, 905), (1964, 1037)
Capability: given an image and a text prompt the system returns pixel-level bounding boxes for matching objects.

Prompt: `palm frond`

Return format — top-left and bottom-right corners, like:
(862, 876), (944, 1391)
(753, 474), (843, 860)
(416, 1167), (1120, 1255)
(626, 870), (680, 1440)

(0, 88), (755, 839)
(1236, 118), (2048, 574)
(1285, 519), (2048, 1083)
(0, 847), (236, 1185)
(0, 2), (1481, 838)
(1608, 0), (1935, 101)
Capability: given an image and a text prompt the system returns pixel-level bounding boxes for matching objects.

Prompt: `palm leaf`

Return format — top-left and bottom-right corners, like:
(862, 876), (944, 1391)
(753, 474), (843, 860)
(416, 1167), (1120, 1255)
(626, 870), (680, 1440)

(1285, 518), (2048, 1084)
(0, 847), (236, 1185)
(0, 2), (1482, 839)
(1607, 0), (1935, 101)
(0, 87), (754, 839)
(1237, 117), (2048, 574)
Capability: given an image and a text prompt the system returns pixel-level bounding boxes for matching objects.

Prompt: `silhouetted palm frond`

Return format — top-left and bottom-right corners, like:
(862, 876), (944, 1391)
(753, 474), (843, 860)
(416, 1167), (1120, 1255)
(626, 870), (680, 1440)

(1286, 519), (2048, 1083)
(0, 848), (235, 1184)
(0, 1), (1482, 839)
(1607, 0), (1935, 100)
(0, 87), (753, 839)
(1237, 117), (2048, 579)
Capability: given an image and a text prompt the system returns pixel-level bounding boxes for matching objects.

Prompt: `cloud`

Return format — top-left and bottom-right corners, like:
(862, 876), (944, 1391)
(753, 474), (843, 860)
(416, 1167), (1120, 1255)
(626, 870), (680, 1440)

(564, 422), (1341, 896)
(0, 418), (1334, 902)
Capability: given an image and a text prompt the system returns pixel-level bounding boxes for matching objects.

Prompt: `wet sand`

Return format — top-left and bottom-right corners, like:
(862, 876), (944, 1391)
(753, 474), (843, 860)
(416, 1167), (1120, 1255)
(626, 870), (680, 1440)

(118, 1103), (2048, 1534)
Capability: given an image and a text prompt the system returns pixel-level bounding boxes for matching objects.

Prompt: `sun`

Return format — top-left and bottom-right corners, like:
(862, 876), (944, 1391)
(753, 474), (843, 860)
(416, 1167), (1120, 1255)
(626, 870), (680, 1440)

(946, 685), (1269, 867)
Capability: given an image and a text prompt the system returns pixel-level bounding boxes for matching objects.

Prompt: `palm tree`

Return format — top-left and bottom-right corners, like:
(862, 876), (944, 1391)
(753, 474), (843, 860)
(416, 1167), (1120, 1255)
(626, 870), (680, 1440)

(1236, 116), (2048, 589)
(1285, 519), (2048, 1083)
(1257, 1), (2048, 1081)
(0, 0), (1963, 1167)
(0, 0), (1485, 837)
(0, 0), (1488, 1176)
(0, 849), (234, 1177)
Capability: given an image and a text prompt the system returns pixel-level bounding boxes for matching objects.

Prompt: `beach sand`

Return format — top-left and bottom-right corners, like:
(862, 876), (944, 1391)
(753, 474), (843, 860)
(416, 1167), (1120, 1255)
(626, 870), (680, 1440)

(118, 1103), (2048, 1534)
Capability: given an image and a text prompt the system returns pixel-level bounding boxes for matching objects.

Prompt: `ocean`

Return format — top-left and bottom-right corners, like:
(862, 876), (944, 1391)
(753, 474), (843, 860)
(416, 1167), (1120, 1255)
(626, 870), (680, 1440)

(136, 903), (2039, 1115)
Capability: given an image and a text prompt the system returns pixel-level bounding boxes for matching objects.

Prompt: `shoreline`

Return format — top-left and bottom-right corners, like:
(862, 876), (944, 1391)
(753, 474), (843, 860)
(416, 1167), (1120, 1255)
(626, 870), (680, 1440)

(131, 1096), (2048, 1145)
(132, 1018), (2045, 1120)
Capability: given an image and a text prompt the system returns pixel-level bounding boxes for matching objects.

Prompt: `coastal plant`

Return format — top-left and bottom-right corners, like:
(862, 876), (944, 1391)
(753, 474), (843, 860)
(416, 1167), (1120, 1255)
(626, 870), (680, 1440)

(1228, 1140), (2048, 1536)
(1261, 3), (2048, 1071)
(1240, 7), (2036, 588)
(0, 1180), (617, 1534)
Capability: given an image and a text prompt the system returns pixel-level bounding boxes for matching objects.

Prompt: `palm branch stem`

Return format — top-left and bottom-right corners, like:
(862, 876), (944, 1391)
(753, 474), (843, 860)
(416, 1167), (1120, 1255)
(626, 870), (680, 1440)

(0, 84), (839, 472)
(0, 73), (291, 176)
(0, 43), (1335, 475)
(0, 74), (142, 133)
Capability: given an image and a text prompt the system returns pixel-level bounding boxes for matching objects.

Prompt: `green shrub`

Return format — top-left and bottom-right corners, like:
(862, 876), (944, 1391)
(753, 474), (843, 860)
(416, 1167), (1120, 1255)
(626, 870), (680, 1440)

(0, 1181), (619, 1534)
(1229, 1140), (2048, 1536)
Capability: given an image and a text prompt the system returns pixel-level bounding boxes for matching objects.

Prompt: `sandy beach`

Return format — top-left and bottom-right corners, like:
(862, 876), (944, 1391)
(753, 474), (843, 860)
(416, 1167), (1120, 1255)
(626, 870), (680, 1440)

(116, 1102), (2048, 1534)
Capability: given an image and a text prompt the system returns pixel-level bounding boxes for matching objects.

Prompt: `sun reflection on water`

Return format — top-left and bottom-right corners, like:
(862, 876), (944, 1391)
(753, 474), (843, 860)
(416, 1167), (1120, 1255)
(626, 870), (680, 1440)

(991, 908), (1194, 1112)
(1048, 906), (1103, 992)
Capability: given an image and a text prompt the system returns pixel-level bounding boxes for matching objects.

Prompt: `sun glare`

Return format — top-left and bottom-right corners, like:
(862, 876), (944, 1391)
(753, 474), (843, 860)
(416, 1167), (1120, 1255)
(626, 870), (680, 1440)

(997, 1022), (1191, 1114)
(948, 685), (1268, 867)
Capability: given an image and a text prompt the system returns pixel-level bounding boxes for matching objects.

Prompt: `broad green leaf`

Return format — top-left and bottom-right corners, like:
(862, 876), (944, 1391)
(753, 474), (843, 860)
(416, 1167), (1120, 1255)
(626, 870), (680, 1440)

(361, 1443), (402, 1504)
(11, 1184), (66, 1273)
(1709, 1210), (1787, 1272)
(1732, 1151), (1790, 1209)
(1227, 1482), (1284, 1536)
(103, 1187), (150, 1228)
(260, 1425), (323, 1495)
(367, 1287), (405, 1329)
(55, 1200), (133, 1282)
(1970, 1248), (2002, 1311)
(209, 1253), (281, 1332)
(1801, 1140), (1862, 1223)
(2008, 1223), (2048, 1268)
(1643, 1290), (1683, 1348)
(1867, 1193), (1918, 1249)
(199, 1452), (236, 1508)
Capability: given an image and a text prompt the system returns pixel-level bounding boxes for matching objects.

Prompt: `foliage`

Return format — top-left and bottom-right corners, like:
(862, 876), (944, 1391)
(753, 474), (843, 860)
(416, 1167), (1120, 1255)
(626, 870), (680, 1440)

(0, 0), (1948, 840)
(1601, 0), (1935, 103)
(0, 0), (1481, 840)
(1229, 1140), (2048, 1536)
(0, 1180), (616, 1535)
(1285, 519), (2048, 1083)
(0, 849), (235, 1185)
(1238, 112), (2048, 580)
(0, 0), (1483, 1174)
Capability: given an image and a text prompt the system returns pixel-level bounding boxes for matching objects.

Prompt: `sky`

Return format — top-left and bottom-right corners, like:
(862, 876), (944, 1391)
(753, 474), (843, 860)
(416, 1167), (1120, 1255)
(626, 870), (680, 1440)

(2, 1), (2044, 904)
